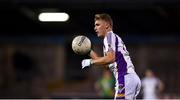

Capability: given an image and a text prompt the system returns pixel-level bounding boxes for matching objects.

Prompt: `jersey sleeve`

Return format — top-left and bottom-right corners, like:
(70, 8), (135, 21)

(105, 32), (116, 52)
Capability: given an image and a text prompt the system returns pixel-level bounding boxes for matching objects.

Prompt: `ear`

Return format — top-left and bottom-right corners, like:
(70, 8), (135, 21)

(105, 23), (109, 29)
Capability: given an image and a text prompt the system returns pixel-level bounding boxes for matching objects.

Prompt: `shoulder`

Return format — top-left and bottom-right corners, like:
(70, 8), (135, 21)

(154, 77), (161, 83)
(113, 33), (122, 40)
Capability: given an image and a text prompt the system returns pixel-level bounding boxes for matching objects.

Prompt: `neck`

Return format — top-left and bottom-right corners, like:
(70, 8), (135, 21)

(104, 28), (113, 37)
(107, 28), (112, 33)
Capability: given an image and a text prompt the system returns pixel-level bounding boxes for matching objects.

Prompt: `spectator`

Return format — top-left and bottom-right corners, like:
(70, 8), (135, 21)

(141, 69), (164, 99)
(94, 69), (114, 98)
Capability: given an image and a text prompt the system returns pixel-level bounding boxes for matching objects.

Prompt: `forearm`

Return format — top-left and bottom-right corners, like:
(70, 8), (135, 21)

(91, 50), (115, 66)
(91, 56), (114, 66)
(81, 51), (115, 69)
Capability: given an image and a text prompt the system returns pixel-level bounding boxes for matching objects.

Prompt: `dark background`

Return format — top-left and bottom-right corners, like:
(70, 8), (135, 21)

(0, 0), (179, 99)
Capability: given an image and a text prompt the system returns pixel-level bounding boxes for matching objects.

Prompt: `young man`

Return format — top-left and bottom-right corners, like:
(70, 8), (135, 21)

(81, 13), (141, 99)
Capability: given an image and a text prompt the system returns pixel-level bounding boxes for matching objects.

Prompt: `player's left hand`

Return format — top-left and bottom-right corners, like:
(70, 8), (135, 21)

(81, 59), (92, 69)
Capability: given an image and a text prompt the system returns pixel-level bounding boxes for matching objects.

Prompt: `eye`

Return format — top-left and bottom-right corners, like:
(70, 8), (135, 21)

(96, 24), (99, 26)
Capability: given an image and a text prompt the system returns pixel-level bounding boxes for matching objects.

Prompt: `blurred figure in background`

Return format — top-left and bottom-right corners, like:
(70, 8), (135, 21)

(94, 69), (114, 98)
(141, 69), (164, 99)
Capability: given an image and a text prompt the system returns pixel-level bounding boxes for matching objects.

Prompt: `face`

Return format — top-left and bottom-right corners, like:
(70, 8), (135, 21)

(94, 20), (108, 37)
(145, 70), (154, 77)
(103, 70), (112, 79)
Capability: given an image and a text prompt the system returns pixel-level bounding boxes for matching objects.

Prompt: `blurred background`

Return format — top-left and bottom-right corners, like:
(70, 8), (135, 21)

(0, 0), (180, 99)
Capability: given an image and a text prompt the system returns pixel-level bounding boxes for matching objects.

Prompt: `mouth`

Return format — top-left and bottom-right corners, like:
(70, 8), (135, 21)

(95, 31), (99, 34)
(96, 32), (101, 37)
(96, 32), (99, 35)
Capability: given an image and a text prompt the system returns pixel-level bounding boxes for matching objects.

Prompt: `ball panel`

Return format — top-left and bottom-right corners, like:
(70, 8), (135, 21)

(72, 35), (91, 55)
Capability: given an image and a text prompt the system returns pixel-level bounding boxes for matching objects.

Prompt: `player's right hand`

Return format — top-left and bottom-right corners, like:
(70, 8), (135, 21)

(81, 59), (92, 69)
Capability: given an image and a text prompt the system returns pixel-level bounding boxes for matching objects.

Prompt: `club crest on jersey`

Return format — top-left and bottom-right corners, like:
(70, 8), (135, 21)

(108, 44), (114, 52)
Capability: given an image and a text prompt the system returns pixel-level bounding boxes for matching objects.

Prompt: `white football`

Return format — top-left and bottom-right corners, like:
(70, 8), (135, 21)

(72, 35), (91, 55)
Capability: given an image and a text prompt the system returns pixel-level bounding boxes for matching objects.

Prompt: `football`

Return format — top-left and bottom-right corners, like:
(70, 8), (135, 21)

(72, 35), (91, 55)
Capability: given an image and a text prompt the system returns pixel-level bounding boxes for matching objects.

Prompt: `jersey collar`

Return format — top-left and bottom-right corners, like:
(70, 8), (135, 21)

(107, 31), (113, 34)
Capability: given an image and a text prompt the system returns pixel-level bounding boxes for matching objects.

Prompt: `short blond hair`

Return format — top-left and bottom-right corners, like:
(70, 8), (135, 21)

(95, 13), (113, 28)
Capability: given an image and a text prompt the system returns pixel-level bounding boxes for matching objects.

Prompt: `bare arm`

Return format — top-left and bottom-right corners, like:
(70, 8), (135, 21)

(91, 51), (115, 66)
(81, 50), (115, 69)
(159, 80), (164, 92)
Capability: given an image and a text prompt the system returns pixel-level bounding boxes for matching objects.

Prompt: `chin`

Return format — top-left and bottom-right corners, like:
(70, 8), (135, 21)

(98, 34), (104, 38)
(97, 34), (101, 37)
(96, 33), (104, 38)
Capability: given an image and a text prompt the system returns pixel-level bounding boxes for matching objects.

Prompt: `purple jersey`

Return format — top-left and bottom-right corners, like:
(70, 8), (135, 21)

(103, 31), (135, 89)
